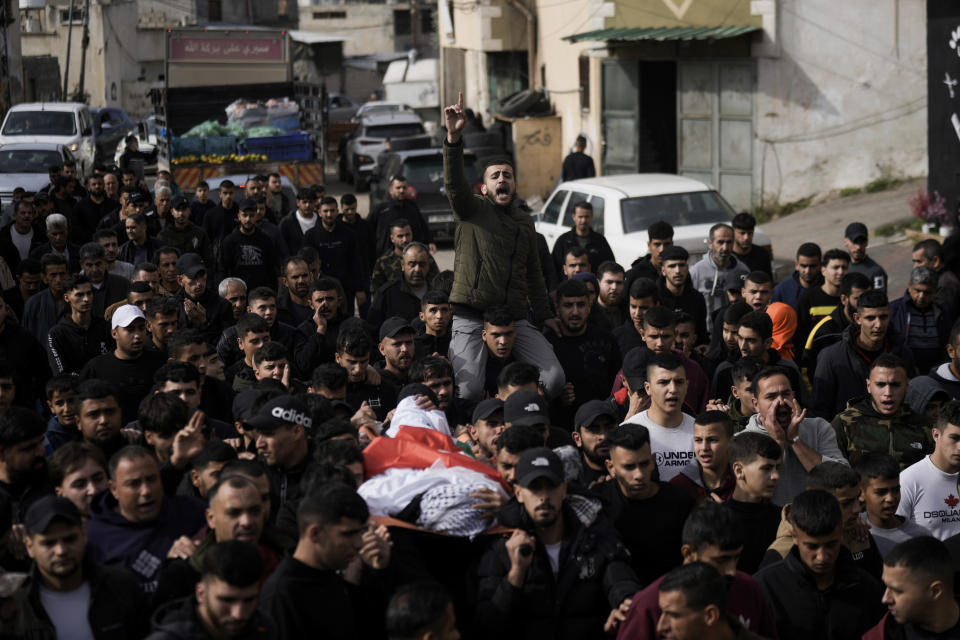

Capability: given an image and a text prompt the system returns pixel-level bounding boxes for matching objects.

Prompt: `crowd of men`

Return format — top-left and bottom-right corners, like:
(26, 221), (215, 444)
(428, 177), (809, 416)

(0, 95), (954, 639)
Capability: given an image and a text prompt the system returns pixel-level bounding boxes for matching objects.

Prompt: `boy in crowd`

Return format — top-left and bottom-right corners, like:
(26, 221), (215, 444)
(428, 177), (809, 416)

(856, 453), (931, 558)
(671, 410), (736, 502)
(44, 374), (80, 453)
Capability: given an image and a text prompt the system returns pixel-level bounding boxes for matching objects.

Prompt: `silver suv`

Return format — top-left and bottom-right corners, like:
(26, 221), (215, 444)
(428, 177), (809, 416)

(343, 113), (425, 190)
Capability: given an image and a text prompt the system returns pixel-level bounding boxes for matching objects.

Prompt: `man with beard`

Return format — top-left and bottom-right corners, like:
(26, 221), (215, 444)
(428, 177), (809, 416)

(277, 257), (313, 327)
(410, 356), (470, 429)
(173, 253), (234, 344)
(812, 290), (916, 419)
(218, 277), (248, 323)
(592, 424), (694, 586)
(890, 266), (950, 374)
(801, 271), (870, 378)
(740, 367), (846, 506)
(657, 246), (708, 347)
(80, 305), (167, 424)
(912, 239), (960, 326)
(467, 398), (505, 464)
(550, 201), (614, 275)
(201, 181), (239, 247)
(625, 220), (674, 289)
(370, 220), (439, 294)
(832, 355), (933, 468)
(86, 446), (207, 594)
(79, 242), (130, 319)
(376, 318), (415, 388)
(443, 93), (564, 402)
(368, 176), (435, 261)
(368, 242), (432, 330)
(3, 257), (43, 321)
(279, 188), (317, 255)
(731, 211), (772, 276)
(0, 407), (53, 519)
(594, 261), (626, 331)
(118, 213), (160, 267)
(149, 540), (274, 640)
(10, 496), (148, 639)
(772, 243), (823, 311)
(94, 228), (134, 280)
(73, 380), (138, 462)
(153, 476), (290, 608)
(72, 174), (119, 244)
(689, 224), (750, 319)
(47, 274), (109, 375)
(219, 200), (278, 292)
(571, 400), (618, 486)
(546, 279), (621, 429)
(476, 447), (640, 638)
(29, 214), (80, 272)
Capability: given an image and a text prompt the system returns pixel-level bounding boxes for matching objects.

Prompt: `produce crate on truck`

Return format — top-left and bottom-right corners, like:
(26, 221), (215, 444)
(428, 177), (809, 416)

(239, 131), (312, 161)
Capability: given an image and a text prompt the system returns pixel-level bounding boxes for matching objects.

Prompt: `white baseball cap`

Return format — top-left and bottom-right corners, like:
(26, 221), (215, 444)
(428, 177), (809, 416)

(111, 304), (146, 330)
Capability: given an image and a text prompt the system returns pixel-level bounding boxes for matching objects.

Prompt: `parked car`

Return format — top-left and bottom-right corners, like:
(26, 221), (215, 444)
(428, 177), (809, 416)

(352, 101), (415, 121)
(90, 107), (137, 165)
(370, 148), (481, 240)
(342, 113), (426, 190)
(327, 93), (360, 122)
(534, 174), (771, 268)
(0, 102), (96, 177)
(0, 142), (76, 205)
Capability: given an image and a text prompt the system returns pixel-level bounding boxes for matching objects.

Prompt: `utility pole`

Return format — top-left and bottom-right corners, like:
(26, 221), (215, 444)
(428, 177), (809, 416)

(410, 2), (417, 52)
(63, 0), (76, 100)
(0, 0), (10, 114)
(77, 0), (91, 101)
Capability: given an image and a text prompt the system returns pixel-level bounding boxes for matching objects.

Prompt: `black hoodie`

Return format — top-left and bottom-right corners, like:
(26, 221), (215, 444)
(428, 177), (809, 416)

(148, 596), (276, 640)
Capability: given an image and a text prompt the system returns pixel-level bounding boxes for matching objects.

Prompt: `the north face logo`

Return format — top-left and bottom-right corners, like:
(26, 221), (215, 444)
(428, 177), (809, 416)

(271, 406), (313, 428)
(946, 494), (959, 508)
(531, 457), (549, 467)
(524, 403), (540, 412)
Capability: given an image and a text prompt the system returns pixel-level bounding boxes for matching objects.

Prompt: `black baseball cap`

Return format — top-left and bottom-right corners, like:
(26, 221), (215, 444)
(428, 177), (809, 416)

(574, 399), (618, 430)
(621, 347), (650, 391)
(231, 389), (263, 425)
(515, 447), (564, 488)
(504, 389), (549, 427)
(177, 253), (206, 278)
(472, 398), (504, 424)
(239, 199), (257, 212)
(844, 222), (868, 242)
(24, 496), (82, 534)
(246, 395), (313, 432)
(130, 193), (148, 205)
(379, 316), (415, 342)
(171, 195), (189, 210)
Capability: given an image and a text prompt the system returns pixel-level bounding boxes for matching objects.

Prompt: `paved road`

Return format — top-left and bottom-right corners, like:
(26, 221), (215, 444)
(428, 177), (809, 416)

(325, 176), (925, 293)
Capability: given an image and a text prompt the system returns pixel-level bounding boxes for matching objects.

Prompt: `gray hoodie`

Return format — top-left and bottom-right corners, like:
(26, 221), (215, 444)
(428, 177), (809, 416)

(689, 252), (751, 318)
(739, 413), (848, 506)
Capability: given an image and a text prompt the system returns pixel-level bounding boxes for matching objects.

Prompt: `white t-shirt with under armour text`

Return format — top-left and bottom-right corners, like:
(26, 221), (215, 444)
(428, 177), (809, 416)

(897, 455), (960, 541)
(621, 410), (696, 481)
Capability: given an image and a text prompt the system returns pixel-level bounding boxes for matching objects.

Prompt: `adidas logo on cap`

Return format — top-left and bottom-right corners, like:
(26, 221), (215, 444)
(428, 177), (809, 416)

(271, 406), (313, 429)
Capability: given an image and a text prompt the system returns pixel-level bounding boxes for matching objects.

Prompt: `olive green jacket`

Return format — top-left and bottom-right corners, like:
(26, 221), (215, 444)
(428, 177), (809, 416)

(443, 140), (552, 323)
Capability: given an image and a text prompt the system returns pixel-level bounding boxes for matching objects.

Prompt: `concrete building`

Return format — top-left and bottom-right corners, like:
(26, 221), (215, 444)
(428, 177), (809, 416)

(298, 0), (436, 58)
(441, 0), (927, 209)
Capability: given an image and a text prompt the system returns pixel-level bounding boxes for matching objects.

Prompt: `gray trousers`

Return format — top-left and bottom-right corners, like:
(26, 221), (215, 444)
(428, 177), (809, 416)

(448, 314), (566, 401)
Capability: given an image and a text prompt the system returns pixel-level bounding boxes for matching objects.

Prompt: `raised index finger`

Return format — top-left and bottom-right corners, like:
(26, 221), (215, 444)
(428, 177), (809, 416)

(457, 91), (463, 110)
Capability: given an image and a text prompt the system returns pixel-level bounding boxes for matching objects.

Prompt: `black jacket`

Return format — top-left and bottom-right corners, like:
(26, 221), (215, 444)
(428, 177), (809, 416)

(148, 596), (275, 640)
(278, 213), (311, 255)
(475, 497), (640, 640)
(812, 324), (917, 419)
(216, 320), (300, 372)
(303, 223), (364, 294)
(0, 222), (43, 273)
(367, 277), (425, 330)
(9, 557), (150, 640)
(91, 274), (130, 319)
(117, 236), (161, 266)
(368, 198), (432, 260)
(612, 319), (645, 355)
(46, 314), (110, 375)
(551, 229), (614, 275)
(28, 243), (81, 273)
(657, 276), (709, 347)
(72, 196), (120, 243)
(173, 286), (235, 345)
(561, 151), (596, 181)
(0, 320), (50, 408)
(293, 316), (342, 379)
(754, 546), (885, 640)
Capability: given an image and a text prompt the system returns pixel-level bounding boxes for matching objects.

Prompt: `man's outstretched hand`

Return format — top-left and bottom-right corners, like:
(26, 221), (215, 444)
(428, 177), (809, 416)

(445, 91), (466, 144)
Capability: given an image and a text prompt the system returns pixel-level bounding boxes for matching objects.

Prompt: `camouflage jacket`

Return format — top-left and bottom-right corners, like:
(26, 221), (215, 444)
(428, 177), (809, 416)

(370, 250), (440, 294)
(831, 395), (933, 468)
(727, 394), (753, 433)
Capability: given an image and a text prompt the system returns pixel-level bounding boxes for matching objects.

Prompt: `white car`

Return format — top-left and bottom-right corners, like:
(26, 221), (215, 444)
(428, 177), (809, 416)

(0, 102), (96, 177)
(352, 101), (415, 121)
(0, 142), (76, 206)
(534, 174), (771, 270)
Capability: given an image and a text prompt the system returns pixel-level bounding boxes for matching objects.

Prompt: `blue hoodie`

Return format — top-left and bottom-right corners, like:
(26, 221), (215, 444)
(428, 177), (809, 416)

(85, 489), (205, 595)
